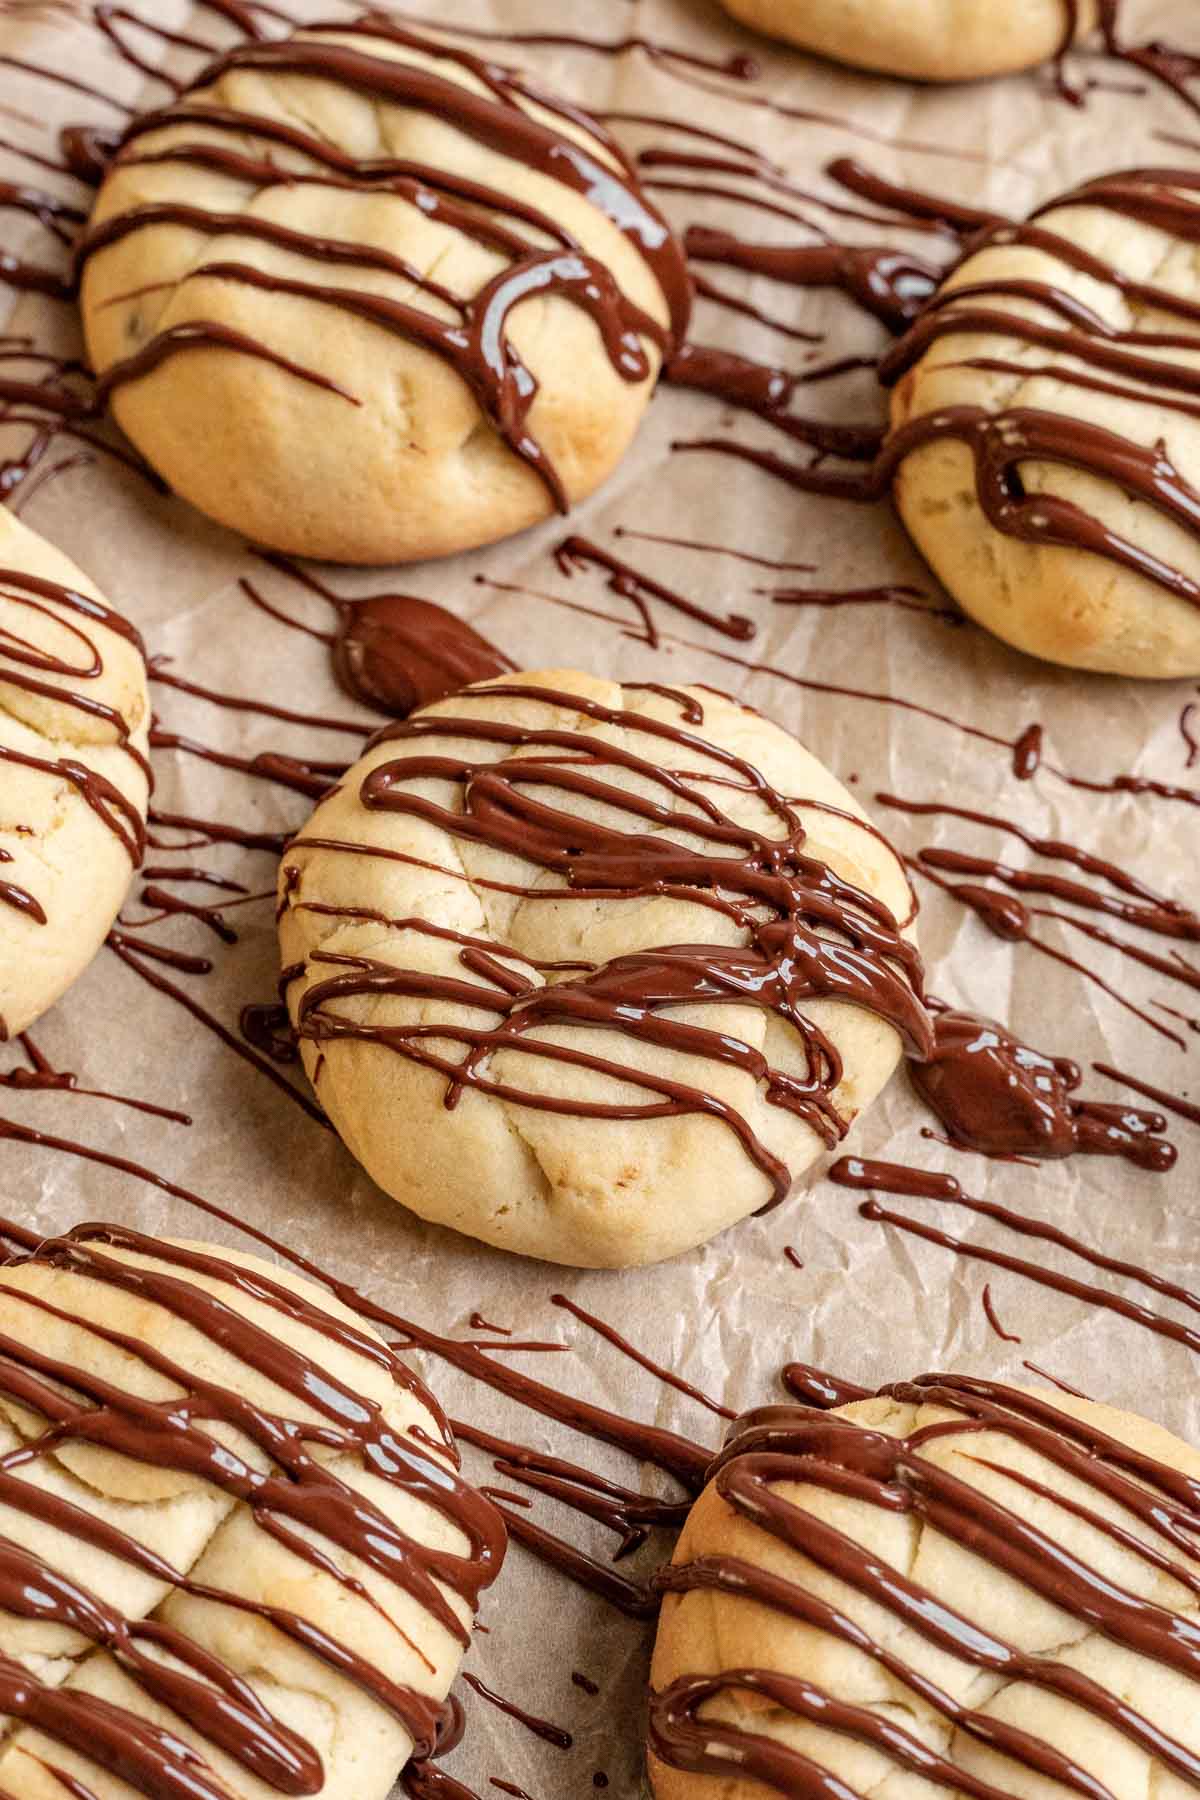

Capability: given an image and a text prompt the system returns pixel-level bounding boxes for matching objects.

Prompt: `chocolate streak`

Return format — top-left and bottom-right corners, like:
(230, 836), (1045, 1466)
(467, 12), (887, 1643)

(0, 1222), (505, 1799)
(652, 1372), (1200, 1796)
(287, 684), (931, 1211)
(81, 19), (692, 512)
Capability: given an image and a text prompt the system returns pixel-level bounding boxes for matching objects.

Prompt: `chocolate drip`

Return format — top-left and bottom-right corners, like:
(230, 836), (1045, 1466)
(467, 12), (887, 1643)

(107, 930), (330, 1127)
(0, 851), (45, 924)
(982, 1284), (1022, 1343)
(553, 536), (755, 645)
(845, 1159), (1200, 1359)
(289, 684), (929, 1211)
(665, 344), (884, 466)
(0, 1030), (190, 1124)
(252, 557), (514, 717)
(0, 1222), (505, 1799)
(86, 20), (690, 508)
(908, 1010), (1176, 1171)
(459, 1675), (571, 1752)
(1092, 1062), (1200, 1130)
(353, 16), (760, 85)
(653, 1373), (1200, 1796)
(683, 226), (939, 332)
(780, 1364), (871, 1409)
(1098, 1), (1200, 122)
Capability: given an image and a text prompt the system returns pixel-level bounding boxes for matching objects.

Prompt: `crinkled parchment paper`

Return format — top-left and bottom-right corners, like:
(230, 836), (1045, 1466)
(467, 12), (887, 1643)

(1, 1), (1198, 1794)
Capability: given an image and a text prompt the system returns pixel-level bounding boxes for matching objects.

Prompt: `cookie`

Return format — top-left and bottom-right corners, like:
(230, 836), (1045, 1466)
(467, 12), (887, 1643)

(885, 167), (1200, 676)
(0, 1223), (504, 1798)
(79, 20), (689, 565)
(0, 512), (149, 1042)
(720, 0), (1096, 82)
(278, 671), (929, 1269)
(650, 1374), (1200, 1799)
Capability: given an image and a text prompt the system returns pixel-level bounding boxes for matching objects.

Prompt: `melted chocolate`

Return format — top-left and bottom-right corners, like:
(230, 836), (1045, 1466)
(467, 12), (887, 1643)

(0, 1031), (190, 1124)
(665, 343), (884, 468)
(2, 1114), (717, 1639)
(981, 1283), (1022, 1344)
(252, 557), (515, 717)
(108, 931), (330, 1128)
(909, 1010), (1177, 1171)
(683, 225), (939, 332)
(287, 683), (931, 1210)
(1092, 1062), (1200, 1129)
(554, 536), (755, 645)
(844, 1158), (1200, 1360)
(866, 165), (1200, 610)
(460, 1675), (572, 1752)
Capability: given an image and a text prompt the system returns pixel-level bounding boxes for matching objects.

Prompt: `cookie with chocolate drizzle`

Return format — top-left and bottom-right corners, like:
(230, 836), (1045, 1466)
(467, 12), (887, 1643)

(78, 18), (689, 563)
(886, 163), (1200, 675)
(0, 1221), (504, 1799)
(0, 509), (149, 1043)
(277, 670), (929, 1268)
(650, 1373), (1200, 1800)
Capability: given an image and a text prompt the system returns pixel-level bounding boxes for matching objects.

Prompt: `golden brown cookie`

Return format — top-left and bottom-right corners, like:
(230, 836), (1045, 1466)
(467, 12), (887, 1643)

(887, 167), (1200, 676)
(720, 0), (1097, 82)
(80, 20), (688, 564)
(0, 511), (149, 1041)
(651, 1374), (1200, 1799)
(278, 670), (927, 1268)
(0, 1225), (503, 1798)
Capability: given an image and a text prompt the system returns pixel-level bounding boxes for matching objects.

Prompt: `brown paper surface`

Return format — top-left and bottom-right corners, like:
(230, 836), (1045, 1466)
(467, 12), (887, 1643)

(1, 1), (1198, 1794)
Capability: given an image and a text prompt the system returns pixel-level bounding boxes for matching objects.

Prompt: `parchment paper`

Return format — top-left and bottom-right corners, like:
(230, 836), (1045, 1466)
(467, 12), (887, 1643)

(1, 1), (1198, 1794)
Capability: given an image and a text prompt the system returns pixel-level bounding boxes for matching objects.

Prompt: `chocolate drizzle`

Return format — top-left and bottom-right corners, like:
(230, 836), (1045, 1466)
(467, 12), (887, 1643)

(81, 18), (691, 511)
(683, 225), (939, 333)
(909, 1010), (1176, 1170)
(0, 1221), (505, 1799)
(286, 682), (931, 1211)
(651, 1373), (1200, 1796)
(252, 556), (515, 717)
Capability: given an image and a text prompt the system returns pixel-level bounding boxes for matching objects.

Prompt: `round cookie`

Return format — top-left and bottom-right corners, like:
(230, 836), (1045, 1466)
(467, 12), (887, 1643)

(0, 1223), (504, 1798)
(719, 0), (1097, 82)
(278, 670), (929, 1269)
(0, 511), (149, 1042)
(650, 1374), (1200, 1799)
(79, 19), (688, 565)
(886, 168), (1200, 676)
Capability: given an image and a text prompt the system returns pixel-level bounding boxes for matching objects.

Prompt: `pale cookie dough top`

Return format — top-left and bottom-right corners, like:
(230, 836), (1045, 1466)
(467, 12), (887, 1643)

(650, 1374), (1200, 1800)
(886, 166), (1200, 676)
(717, 0), (1097, 83)
(0, 511), (149, 1042)
(0, 1223), (504, 1799)
(80, 19), (689, 564)
(278, 671), (930, 1269)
